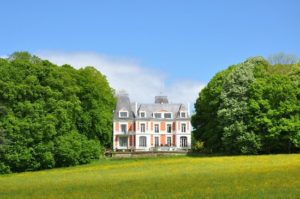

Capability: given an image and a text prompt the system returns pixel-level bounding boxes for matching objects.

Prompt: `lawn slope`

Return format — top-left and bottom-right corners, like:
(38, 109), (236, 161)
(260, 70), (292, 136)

(0, 154), (300, 199)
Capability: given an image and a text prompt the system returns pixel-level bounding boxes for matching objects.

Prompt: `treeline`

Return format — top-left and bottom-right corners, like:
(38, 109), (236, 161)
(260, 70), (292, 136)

(0, 52), (116, 173)
(192, 57), (300, 154)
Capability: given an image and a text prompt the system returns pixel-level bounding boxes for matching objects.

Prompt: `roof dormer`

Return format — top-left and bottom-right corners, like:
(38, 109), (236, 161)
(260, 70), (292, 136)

(180, 111), (187, 118)
(119, 110), (129, 118)
(139, 111), (146, 118)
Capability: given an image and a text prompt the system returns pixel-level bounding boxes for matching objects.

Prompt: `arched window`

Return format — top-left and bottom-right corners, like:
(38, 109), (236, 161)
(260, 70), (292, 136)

(180, 136), (188, 147)
(139, 136), (147, 147)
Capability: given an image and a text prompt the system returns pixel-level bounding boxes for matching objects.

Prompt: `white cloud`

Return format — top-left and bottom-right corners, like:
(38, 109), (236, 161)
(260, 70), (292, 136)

(167, 81), (204, 104)
(37, 51), (205, 106)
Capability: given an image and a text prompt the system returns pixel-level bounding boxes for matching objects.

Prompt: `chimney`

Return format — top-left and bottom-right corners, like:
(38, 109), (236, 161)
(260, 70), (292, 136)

(135, 102), (138, 117)
(155, 96), (169, 104)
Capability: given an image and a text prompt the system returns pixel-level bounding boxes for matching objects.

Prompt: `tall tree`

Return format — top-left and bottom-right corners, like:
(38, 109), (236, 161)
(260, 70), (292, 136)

(217, 57), (267, 154)
(0, 52), (116, 173)
(192, 57), (300, 154)
(192, 66), (235, 153)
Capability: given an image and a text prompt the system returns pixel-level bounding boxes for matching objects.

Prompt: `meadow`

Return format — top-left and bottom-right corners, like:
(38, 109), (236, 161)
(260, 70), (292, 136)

(0, 154), (299, 199)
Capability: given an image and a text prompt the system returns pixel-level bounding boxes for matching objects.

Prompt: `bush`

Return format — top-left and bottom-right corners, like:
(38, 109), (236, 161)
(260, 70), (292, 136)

(192, 140), (204, 152)
(54, 131), (100, 167)
(0, 163), (11, 174)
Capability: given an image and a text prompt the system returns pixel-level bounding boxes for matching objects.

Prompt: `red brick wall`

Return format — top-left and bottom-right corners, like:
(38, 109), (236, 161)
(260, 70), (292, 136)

(115, 122), (119, 132)
(173, 135), (176, 146)
(129, 135), (133, 146)
(128, 122), (133, 131)
(161, 122), (165, 131)
(160, 135), (166, 146)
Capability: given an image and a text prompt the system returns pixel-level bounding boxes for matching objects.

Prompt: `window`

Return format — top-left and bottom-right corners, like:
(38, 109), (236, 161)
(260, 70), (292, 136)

(180, 112), (186, 118)
(155, 113), (161, 118)
(164, 113), (172, 119)
(181, 123), (186, 132)
(119, 111), (128, 118)
(121, 124), (127, 133)
(167, 124), (172, 133)
(167, 137), (172, 146)
(140, 112), (146, 118)
(154, 137), (159, 147)
(154, 124), (159, 133)
(180, 136), (188, 147)
(119, 137), (128, 147)
(139, 136), (147, 147)
(140, 123), (145, 132)
(154, 113), (162, 118)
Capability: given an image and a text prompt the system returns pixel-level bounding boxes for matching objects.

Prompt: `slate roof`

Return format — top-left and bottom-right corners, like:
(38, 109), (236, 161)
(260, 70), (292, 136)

(114, 94), (189, 120)
(133, 103), (188, 119)
(113, 93), (134, 119)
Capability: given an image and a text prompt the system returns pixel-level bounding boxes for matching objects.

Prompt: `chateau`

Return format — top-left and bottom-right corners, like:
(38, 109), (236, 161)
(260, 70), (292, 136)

(113, 93), (192, 151)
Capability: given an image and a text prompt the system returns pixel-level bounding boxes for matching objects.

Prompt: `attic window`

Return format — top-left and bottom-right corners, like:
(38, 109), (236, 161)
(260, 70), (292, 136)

(180, 112), (187, 118)
(154, 113), (162, 119)
(164, 113), (172, 119)
(119, 111), (128, 118)
(140, 111), (146, 118)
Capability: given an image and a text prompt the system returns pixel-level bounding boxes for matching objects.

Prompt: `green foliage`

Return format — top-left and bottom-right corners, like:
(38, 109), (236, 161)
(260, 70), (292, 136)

(248, 74), (300, 153)
(217, 57), (265, 154)
(0, 52), (116, 173)
(193, 57), (300, 154)
(0, 162), (11, 174)
(191, 66), (235, 153)
(54, 131), (101, 167)
(191, 140), (204, 152)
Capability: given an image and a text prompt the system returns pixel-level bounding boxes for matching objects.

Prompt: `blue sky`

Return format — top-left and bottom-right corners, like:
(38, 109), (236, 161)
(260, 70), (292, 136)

(1, 0), (299, 103)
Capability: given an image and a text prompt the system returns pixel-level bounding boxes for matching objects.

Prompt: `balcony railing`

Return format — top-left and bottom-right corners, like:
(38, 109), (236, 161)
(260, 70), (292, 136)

(150, 146), (190, 151)
(116, 130), (134, 135)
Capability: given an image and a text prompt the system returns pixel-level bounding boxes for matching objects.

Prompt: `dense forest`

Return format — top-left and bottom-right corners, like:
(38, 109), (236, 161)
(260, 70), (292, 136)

(0, 52), (116, 173)
(192, 57), (300, 154)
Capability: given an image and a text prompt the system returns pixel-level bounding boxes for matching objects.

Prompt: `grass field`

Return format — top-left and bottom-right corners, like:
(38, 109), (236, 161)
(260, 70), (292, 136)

(0, 154), (300, 199)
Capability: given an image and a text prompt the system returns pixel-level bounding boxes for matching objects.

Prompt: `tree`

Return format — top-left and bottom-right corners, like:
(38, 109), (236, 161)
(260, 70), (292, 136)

(192, 66), (235, 153)
(192, 56), (300, 155)
(217, 57), (267, 154)
(268, 52), (298, 65)
(248, 75), (300, 153)
(0, 52), (116, 173)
